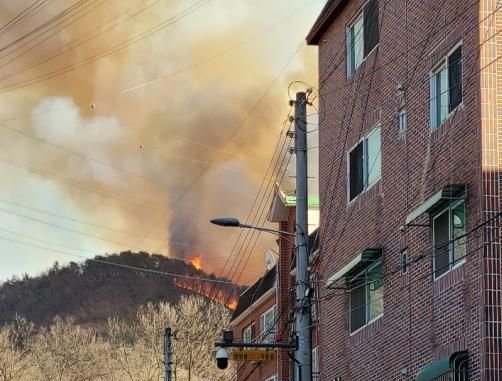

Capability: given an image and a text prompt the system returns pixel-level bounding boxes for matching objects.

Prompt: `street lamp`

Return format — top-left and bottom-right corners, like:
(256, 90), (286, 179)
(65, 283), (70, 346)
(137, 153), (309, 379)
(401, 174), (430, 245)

(210, 217), (296, 238)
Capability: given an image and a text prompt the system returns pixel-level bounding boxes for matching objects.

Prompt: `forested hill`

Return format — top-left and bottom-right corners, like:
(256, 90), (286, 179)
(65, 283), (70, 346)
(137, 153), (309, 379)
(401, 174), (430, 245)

(0, 251), (235, 327)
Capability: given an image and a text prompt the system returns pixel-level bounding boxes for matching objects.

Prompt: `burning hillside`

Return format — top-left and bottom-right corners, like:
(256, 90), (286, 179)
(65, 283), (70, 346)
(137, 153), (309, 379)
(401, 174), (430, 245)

(0, 251), (240, 326)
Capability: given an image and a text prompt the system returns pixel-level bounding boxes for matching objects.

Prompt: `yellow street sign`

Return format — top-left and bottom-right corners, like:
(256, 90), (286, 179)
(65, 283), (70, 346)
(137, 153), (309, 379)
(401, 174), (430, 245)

(231, 349), (276, 362)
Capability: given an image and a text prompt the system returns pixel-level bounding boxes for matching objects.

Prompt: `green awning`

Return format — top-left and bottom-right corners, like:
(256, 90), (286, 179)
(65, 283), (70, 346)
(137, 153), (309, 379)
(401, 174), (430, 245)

(416, 356), (451, 381)
(405, 184), (466, 225)
(416, 352), (468, 381)
(326, 248), (381, 287)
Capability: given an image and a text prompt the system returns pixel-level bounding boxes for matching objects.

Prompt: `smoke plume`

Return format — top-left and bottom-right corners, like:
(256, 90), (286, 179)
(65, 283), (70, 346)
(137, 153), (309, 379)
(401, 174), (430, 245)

(0, 0), (320, 283)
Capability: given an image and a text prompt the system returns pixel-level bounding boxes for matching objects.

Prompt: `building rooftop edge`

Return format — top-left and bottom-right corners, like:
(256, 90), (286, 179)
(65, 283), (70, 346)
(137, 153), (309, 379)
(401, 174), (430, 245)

(306, 0), (349, 45)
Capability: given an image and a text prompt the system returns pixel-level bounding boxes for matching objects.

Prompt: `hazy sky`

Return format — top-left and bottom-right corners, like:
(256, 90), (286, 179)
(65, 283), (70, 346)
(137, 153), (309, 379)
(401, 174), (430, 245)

(0, 0), (324, 284)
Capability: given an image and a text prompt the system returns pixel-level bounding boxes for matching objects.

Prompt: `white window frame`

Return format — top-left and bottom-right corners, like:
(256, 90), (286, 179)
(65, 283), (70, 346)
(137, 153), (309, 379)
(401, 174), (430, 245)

(259, 305), (276, 343)
(346, 0), (380, 77)
(398, 108), (407, 135)
(265, 375), (277, 381)
(347, 125), (382, 202)
(242, 322), (254, 348)
(349, 261), (384, 335)
(429, 42), (463, 130)
(346, 11), (364, 76)
(432, 200), (466, 281)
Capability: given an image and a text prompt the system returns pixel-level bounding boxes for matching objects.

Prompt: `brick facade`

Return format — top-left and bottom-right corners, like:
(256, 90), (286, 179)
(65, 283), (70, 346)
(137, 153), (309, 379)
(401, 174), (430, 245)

(232, 290), (278, 381)
(307, 0), (502, 380)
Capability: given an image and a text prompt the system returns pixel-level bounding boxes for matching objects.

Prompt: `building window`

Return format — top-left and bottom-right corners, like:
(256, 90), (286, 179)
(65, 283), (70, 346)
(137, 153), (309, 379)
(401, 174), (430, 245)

(349, 261), (383, 333)
(430, 44), (463, 129)
(348, 126), (381, 201)
(400, 250), (408, 275)
(346, 0), (379, 76)
(265, 375), (277, 381)
(312, 346), (320, 381)
(398, 108), (407, 135)
(259, 305), (276, 343)
(433, 200), (466, 279)
(242, 322), (255, 348)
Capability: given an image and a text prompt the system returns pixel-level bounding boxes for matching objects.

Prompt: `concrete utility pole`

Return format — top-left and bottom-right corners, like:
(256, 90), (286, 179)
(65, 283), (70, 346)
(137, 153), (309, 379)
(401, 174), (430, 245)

(294, 91), (311, 381)
(164, 328), (173, 381)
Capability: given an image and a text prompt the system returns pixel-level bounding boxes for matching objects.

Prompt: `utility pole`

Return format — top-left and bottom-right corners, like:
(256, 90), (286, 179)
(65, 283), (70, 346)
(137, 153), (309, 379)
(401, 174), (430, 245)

(164, 328), (173, 381)
(294, 91), (311, 381)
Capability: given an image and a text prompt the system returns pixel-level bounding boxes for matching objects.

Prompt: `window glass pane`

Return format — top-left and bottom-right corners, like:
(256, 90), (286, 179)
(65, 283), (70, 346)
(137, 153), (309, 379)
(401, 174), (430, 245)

(400, 250), (408, 274)
(430, 74), (437, 129)
(438, 66), (449, 124)
(350, 280), (366, 332)
(364, 0), (379, 56)
(452, 201), (466, 263)
(434, 210), (450, 277)
(399, 110), (407, 134)
(349, 141), (364, 200)
(353, 14), (364, 71)
(346, 27), (353, 75)
(366, 127), (381, 186)
(448, 46), (462, 111)
(263, 307), (275, 342)
(368, 263), (383, 320)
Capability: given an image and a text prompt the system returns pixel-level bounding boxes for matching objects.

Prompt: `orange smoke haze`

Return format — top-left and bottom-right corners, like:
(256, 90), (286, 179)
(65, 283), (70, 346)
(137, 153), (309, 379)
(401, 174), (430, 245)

(0, 0), (321, 284)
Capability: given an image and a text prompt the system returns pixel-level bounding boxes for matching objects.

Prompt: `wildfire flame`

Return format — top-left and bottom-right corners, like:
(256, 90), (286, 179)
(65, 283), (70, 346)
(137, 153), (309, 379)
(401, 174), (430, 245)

(173, 277), (238, 310)
(227, 299), (238, 310)
(188, 256), (202, 270)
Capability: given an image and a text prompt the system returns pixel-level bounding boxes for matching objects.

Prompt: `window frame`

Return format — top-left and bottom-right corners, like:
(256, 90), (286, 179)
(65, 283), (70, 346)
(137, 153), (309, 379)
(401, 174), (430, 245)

(432, 199), (467, 280)
(400, 250), (408, 275)
(346, 11), (364, 76)
(429, 42), (463, 130)
(349, 261), (384, 334)
(265, 375), (277, 381)
(346, 0), (380, 77)
(242, 322), (255, 348)
(259, 305), (276, 343)
(347, 125), (382, 202)
(398, 108), (407, 135)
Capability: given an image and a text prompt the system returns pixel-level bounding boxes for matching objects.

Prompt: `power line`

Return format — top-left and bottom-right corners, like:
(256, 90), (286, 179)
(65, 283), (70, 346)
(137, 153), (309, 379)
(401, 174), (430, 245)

(0, 233), (234, 284)
(214, 126), (293, 298)
(0, 0), (55, 36)
(0, 197), (217, 251)
(135, 41), (305, 251)
(0, 0), (155, 70)
(0, 0), (100, 55)
(0, 0), (212, 93)
(0, 155), (168, 213)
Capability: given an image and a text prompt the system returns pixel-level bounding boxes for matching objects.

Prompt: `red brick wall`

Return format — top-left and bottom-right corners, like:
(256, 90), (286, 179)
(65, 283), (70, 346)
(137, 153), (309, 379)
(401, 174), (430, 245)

(277, 207), (296, 381)
(315, 0), (491, 380)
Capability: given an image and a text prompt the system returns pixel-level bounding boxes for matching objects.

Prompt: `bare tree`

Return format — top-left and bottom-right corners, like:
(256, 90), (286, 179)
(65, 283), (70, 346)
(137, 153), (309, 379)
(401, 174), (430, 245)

(107, 296), (232, 381)
(31, 317), (109, 381)
(0, 316), (33, 381)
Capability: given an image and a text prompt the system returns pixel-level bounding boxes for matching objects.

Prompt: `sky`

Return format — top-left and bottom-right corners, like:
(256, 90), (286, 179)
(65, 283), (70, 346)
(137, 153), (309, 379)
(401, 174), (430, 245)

(0, 0), (324, 284)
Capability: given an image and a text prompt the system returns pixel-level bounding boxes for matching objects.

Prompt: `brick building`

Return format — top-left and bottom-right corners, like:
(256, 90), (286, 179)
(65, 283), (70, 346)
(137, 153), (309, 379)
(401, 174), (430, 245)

(230, 187), (320, 381)
(306, 0), (502, 380)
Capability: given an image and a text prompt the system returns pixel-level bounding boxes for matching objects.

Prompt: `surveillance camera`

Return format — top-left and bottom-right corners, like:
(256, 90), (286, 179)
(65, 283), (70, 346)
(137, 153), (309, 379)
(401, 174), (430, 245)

(215, 348), (229, 370)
